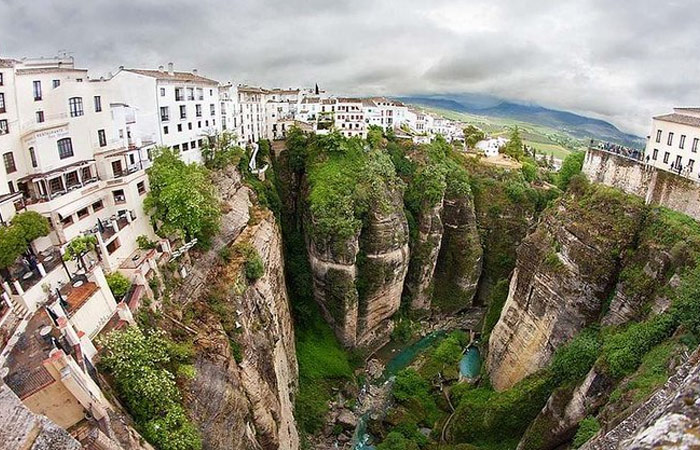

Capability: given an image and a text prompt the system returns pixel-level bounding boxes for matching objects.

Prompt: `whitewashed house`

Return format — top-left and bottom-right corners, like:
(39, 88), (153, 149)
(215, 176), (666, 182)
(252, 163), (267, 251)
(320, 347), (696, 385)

(645, 107), (700, 178)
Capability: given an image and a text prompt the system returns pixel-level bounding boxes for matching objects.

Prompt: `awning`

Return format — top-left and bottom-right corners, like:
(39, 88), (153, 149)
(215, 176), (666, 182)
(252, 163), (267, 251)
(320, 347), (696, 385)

(55, 194), (105, 219)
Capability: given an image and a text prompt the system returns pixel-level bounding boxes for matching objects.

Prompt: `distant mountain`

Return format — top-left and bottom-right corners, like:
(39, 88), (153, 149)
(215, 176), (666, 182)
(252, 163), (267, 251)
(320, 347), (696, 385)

(395, 94), (645, 148)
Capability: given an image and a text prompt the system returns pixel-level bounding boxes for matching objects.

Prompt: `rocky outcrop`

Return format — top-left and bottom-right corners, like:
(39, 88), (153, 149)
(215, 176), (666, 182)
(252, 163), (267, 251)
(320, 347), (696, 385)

(432, 192), (483, 313)
(581, 348), (700, 450)
(176, 166), (299, 450)
(404, 199), (444, 312)
(517, 367), (615, 450)
(487, 186), (646, 391)
(306, 181), (409, 349)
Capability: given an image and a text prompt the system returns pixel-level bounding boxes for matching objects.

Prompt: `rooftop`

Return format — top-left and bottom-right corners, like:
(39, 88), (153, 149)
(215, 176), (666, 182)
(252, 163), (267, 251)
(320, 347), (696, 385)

(654, 113), (700, 128)
(122, 68), (219, 85)
(15, 67), (88, 75)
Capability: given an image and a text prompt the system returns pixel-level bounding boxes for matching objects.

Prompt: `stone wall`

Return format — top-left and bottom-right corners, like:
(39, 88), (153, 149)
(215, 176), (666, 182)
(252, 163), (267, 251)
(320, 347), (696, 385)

(583, 148), (700, 220)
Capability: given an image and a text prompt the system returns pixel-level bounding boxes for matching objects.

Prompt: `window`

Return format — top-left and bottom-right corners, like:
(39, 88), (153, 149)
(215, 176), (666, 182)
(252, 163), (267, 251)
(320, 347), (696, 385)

(209, 89), (213, 96)
(77, 207), (89, 220)
(180, 105), (187, 119)
(52, 79), (60, 88)
(652, 148), (658, 160)
(190, 140), (196, 148)
(188, 122), (192, 130)
(61, 215), (73, 227)
(49, 177), (63, 193)
(160, 87), (166, 97)
(205, 120), (209, 127)
(119, 129), (124, 139)
(196, 104), (202, 117)
(112, 189), (126, 204)
(0, 93), (5, 113)
(81, 167), (92, 181)
(0, 73), (3, 86)
(92, 200), (104, 212)
(175, 88), (184, 101)
(111, 160), (123, 177)
(663, 151), (670, 164)
(210, 103), (215, 116)
(182, 142), (189, 151)
(35, 111), (44, 123)
(160, 106), (169, 121)
(137, 181), (146, 195)
(29, 147), (37, 167)
(57, 138), (74, 159)
(655, 130), (662, 143)
(693, 138), (699, 153)
(164, 126), (169, 135)
(94, 96), (102, 112)
(7, 181), (14, 193)
(106, 237), (120, 254)
(680, 135), (686, 149)
(0, 119), (9, 134)
(667, 132), (674, 146)
(3, 152), (16, 173)
(689, 159), (695, 172)
(33, 80), (42, 100)
(68, 97), (84, 117)
(98, 129), (107, 147)
(173, 144), (180, 152)
(177, 124), (182, 132)
(187, 88), (194, 101)
(197, 121), (201, 129)
(197, 88), (203, 100)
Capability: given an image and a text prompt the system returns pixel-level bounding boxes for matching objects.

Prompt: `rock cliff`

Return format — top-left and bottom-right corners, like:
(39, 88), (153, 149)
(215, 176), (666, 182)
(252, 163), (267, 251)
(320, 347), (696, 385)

(431, 191), (483, 313)
(487, 184), (646, 391)
(404, 199), (444, 311)
(175, 166), (299, 450)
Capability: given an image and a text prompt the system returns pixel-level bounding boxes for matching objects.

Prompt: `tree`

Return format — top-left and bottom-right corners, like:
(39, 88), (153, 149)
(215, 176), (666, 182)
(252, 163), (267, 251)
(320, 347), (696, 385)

(145, 147), (221, 246)
(286, 126), (309, 174)
(11, 211), (50, 249)
(99, 326), (201, 450)
(63, 235), (97, 272)
(0, 225), (27, 270)
(463, 125), (485, 149)
(200, 131), (243, 169)
(106, 272), (131, 300)
(503, 127), (525, 160)
(557, 151), (586, 191)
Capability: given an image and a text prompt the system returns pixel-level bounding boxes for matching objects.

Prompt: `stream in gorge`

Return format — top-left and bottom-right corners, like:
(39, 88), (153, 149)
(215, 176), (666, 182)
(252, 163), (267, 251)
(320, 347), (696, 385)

(349, 330), (482, 449)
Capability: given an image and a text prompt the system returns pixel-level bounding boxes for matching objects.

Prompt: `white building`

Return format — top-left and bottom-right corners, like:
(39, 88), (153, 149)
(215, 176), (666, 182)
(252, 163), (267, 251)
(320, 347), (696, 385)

(109, 63), (222, 163)
(476, 137), (508, 157)
(236, 85), (267, 146)
(645, 107), (700, 178)
(362, 97), (409, 132)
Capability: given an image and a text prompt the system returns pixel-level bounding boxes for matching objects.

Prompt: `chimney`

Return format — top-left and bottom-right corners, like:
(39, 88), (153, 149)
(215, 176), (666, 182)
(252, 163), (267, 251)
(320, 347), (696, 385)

(119, 65), (124, 71)
(167, 62), (174, 75)
(158, 65), (164, 72)
(192, 68), (198, 75)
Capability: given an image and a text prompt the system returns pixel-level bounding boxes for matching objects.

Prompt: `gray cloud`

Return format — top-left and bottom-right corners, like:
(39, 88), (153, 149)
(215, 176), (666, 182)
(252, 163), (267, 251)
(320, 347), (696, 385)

(1, 0), (698, 135)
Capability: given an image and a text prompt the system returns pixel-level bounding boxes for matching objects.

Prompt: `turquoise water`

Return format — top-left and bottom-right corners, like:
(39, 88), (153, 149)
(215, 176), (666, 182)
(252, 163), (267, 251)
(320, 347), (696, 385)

(459, 346), (481, 379)
(351, 331), (447, 449)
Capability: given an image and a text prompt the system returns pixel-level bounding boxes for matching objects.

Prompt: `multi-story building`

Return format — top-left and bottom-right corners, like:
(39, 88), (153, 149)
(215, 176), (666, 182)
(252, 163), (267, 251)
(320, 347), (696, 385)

(237, 85), (267, 146)
(645, 107), (700, 178)
(362, 97), (409, 132)
(334, 98), (366, 138)
(110, 63), (222, 163)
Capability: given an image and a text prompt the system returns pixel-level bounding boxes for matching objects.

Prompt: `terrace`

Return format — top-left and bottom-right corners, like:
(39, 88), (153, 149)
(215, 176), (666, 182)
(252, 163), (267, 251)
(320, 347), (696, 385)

(5, 247), (66, 295)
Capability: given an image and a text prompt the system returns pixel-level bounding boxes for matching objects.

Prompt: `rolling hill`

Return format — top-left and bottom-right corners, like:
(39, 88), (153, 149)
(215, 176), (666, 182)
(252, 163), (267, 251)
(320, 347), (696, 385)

(395, 94), (645, 149)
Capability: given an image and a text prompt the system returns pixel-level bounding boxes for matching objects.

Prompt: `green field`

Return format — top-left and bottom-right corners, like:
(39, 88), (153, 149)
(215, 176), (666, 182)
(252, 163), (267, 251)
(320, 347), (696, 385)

(420, 106), (587, 160)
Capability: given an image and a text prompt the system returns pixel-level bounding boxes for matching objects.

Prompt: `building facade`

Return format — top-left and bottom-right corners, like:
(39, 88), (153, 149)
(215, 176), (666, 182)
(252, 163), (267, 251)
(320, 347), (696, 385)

(645, 107), (700, 178)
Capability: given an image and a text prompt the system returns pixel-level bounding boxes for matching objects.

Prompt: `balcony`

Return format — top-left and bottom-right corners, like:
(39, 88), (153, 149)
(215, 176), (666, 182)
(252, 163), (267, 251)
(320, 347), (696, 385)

(10, 247), (65, 294)
(20, 112), (69, 137)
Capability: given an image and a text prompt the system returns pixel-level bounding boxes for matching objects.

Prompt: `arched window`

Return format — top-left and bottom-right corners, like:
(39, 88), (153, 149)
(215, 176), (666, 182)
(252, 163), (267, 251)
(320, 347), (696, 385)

(29, 147), (37, 167)
(57, 138), (74, 159)
(68, 97), (83, 117)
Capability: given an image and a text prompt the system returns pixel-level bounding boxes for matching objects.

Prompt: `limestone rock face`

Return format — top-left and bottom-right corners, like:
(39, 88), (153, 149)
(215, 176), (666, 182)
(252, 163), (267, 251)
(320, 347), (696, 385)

(487, 188), (645, 391)
(581, 348), (700, 450)
(177, 167), (299, 450)
(306, 180), (409, 348)
(404, 199), (444, 311)
(432, 192), (483, 313)
(517, 367), (615, 450)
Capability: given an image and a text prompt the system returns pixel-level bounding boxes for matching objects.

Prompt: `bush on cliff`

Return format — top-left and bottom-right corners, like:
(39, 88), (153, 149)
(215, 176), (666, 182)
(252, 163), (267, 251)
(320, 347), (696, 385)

(98, 326), (201, 450)
(557, 151), (585, 191)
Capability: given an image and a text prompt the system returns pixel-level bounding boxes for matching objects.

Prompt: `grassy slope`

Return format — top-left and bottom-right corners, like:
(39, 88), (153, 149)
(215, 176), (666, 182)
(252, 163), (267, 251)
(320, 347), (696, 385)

(419, 106), (588, 160)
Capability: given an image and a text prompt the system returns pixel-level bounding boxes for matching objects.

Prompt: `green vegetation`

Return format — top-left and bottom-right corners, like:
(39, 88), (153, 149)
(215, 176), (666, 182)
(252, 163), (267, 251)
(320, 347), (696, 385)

(99, 326), (201, 450)
(418, 330), (469, 382)
(557, 151), (585, 190)
(137, 235), (157, 250)
(145, 147), (221, 247)
(200, 131), (244, 169)
(0, 211), (51, 269)
(106, 271), (131, 300)
(482, 279), (509, 336)
(502, 127), (524, 160)
(391, 369), (441, 427)
(463, 125), (485, 149)
(550, 329), (600, 384)
(63, 235), (97, 272)
(609, 341), (677, 405)
(572, 416), (600, 448)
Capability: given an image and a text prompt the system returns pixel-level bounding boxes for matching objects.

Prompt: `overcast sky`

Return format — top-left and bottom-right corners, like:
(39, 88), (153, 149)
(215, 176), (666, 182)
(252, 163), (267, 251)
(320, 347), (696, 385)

(1, 0), (698, 135)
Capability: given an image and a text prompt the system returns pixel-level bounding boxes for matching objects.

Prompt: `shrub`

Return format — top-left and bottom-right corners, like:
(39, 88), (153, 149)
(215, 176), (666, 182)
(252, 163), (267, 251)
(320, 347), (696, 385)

(137, 235), (157, 250)
(392, 369), (440, 426)
(106, 272), (131, 300)
(244, 250), (265, 281)
(551, 329), (600, 384)
(482, 279), (510, 335)
(572, 416), (600, 448)
(557, 151), (586, 191)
